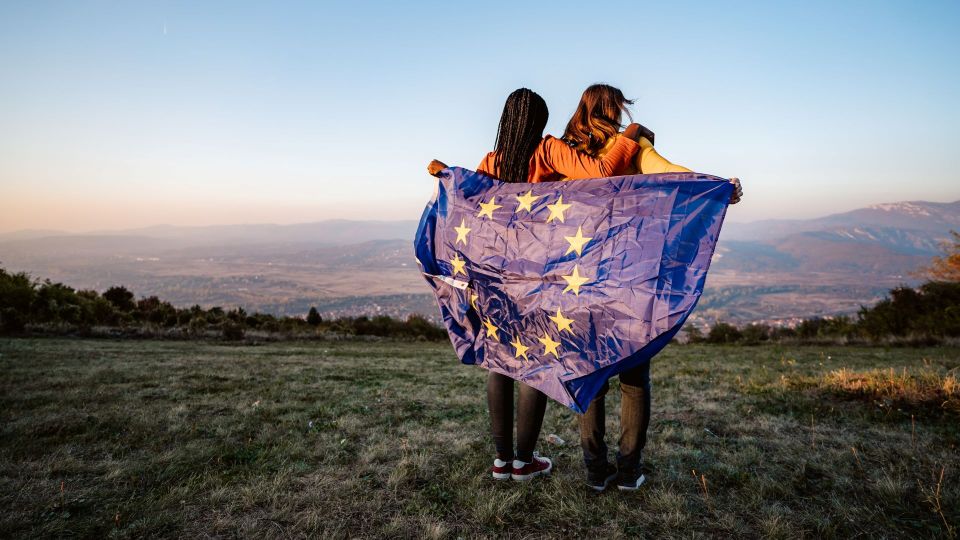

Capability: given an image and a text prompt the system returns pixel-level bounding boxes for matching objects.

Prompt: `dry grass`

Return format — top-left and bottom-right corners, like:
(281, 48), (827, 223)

(818, 366), (959, 415)
(0, 339), (958, 538)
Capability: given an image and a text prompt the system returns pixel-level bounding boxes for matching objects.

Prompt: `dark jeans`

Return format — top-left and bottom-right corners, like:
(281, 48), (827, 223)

(578, 362), (651, 470)
(487, 371), (547, 463)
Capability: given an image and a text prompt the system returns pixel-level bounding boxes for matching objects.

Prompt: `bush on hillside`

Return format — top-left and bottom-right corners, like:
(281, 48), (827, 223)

(858, 281), (960, 338)
(707, 322), (742, 344)
(0, 265), (448, 341)
(3, 263), (959, 344)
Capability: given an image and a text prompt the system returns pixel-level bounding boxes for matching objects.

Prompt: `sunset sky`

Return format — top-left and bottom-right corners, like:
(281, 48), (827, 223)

(1, 1), (959, 233)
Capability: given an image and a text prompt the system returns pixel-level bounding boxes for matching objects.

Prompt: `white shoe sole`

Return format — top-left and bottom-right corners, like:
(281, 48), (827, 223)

(617, 473), (647, 491)
(491, 471), (511, 480)
(588, 472), (618, 492)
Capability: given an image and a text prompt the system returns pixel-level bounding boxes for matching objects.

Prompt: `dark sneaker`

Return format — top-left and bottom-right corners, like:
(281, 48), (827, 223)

(586, 461), (618, 492)
(491, 458), (511, 480)
(617, 465), (647, 491)
(511, 453), (553, 481)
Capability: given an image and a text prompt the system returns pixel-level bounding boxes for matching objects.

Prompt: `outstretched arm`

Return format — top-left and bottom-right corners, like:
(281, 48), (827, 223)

(636, 137), (692, 174)
(634, 138), (742, 205)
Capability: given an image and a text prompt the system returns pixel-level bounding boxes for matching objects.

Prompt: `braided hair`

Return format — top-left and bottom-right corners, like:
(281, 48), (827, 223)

(492, 88), (549, 183)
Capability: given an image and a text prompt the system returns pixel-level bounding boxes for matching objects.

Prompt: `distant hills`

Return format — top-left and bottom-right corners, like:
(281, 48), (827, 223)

(0, 219), (421, 251)
(697, 200), (957, 325)
(0, 200), (956, 325)
(725, 201), (959, 241)
(716, 200), (958, 277)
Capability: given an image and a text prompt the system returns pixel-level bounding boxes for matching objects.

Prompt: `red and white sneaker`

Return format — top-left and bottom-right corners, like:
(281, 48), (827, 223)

(491, 458), (511, 480)
(511, 453), (553, 481)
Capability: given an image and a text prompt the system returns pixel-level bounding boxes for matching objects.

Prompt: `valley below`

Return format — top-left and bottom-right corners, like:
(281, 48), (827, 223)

(1, 199), (956, 326)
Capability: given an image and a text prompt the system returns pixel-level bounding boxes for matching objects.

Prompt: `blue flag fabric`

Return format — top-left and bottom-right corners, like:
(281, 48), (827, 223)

(414, 167), (732, 413)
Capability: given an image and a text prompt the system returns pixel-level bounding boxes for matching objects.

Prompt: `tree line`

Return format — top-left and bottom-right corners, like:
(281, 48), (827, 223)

(689, 279), (960, 345)
(691, 232), (960, 344)
(1, 232), (957, 344)
(0, 267), (446, 341)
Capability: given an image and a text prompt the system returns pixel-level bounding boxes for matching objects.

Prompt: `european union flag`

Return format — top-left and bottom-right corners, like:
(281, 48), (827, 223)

(414, 167), (733, 413)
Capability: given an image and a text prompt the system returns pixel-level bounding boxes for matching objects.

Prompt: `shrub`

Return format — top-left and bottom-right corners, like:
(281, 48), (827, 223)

(0, 269), (36, 315)
(405, 314), (447, 340)
(684, 326), (706, 343)
(0, 307), (26, 333)
(32, 281), (85, 324)
(917, 229), (960, 283)
(707, 322), (742, 344)
(136, 296), (177, 326)
(858, 282), (960, 338)
(740, 323), (771, 345)
(188, 316), (208, 335)
(221, 321), (245, 341)
(103, 286), (136, 312)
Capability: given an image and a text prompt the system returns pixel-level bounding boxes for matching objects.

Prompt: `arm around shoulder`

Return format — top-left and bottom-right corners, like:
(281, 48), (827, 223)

(545, 135), (639, 180)
(636, 139), (692, 174)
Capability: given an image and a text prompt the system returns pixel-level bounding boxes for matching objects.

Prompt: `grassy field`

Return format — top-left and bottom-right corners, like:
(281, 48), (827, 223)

(1, 338), (957, 538)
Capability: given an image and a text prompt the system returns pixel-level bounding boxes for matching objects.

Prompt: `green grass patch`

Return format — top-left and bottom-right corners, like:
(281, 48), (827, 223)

(1, 339), (958, 538)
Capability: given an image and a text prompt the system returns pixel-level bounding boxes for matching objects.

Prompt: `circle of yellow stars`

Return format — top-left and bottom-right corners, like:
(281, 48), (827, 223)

(445, 188), (596, 363)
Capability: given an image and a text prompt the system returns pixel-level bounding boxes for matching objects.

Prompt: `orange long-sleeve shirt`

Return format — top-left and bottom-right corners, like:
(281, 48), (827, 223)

(476, 135), (639, 183)
(583, 136), (692, 176)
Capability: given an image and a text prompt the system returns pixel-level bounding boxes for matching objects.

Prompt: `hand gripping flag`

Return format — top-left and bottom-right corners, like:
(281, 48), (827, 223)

(414, 167), (733, 413)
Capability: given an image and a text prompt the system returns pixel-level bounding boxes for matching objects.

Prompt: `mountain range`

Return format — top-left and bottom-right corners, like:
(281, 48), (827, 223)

(1, 199), (956, 326)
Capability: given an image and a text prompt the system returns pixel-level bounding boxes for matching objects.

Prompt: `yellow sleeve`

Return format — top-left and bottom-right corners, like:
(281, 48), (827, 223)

(635, 137), (692, 174)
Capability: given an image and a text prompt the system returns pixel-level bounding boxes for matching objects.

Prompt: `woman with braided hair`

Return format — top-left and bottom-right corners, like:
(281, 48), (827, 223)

(427, 88), (645, 481)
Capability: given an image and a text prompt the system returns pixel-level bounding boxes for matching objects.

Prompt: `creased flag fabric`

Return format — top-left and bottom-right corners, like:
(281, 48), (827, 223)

(414, 167), (732, 413)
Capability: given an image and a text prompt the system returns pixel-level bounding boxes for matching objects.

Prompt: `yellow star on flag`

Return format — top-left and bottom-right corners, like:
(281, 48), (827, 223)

(449, 254), (467, 276)
(470, 293), (479, 311)
(510, 335), (530, 360)
(538, 333), (561, 359)
(477, 197), (503, 219)
(546, 195), (572, 223)
(482, 317), (500, 342)
(515, 190), (541, 213)
(454, 219), (471, 245)
(564, 225), (592, 256)
(561, 264), (590, 295)
(549, 308), (574, 334)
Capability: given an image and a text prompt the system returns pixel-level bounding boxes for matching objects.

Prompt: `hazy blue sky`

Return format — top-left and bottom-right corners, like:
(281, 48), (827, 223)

(1, 0), (958, 232)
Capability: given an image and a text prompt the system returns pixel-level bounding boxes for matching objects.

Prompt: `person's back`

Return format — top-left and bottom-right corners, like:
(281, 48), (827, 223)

(559, 83), (741, 493)
(587, 133), (692, 175)
(426, 87), (650, 483)
(561, 83), (691, 178)
(476, 134), (639, 183)
(428, 87), (644, 483)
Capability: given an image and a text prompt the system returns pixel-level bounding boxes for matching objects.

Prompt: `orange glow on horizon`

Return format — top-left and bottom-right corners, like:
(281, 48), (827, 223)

(0, 194), (427, 233)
